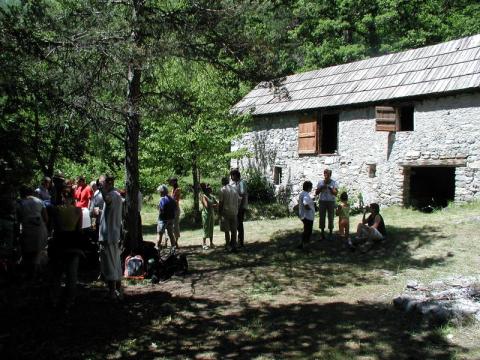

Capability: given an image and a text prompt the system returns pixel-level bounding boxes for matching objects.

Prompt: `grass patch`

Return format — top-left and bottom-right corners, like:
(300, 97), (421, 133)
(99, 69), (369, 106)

(4, 201), (480, 359)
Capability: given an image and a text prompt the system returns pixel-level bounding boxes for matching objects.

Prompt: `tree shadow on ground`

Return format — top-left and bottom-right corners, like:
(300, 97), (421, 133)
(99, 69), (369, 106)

(183, 224), (450, 297)
(142, 217), (201, 236)
(1, 286), (466, 360)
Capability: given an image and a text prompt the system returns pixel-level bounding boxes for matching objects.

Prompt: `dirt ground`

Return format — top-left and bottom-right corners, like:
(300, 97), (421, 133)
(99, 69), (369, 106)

(2, 205), (479, 359)
(0, 250), (462, 359)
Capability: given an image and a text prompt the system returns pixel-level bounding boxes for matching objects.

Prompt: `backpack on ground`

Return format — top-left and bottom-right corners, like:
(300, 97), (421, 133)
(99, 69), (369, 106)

(124, 255), (145, 278)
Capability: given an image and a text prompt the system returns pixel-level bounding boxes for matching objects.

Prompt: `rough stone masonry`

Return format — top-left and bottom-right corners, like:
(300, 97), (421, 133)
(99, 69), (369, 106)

(232, 93), (480, 208)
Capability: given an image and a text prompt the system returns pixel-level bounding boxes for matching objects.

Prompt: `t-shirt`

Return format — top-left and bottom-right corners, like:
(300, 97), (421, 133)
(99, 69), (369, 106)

(219, 184), (240, 217)
(77, 185), (93, 208)
(35, 186), (51, 202)
(74, 185), (84, 204)
(337, 204), (350, 220)
(231, 179), (248, 210)
(17, 196), (45, 230)
(367, 213), (387, 237)
(316, 179), (338, 202)
(158, 195), (176, 221)
(298, 191), (315, 221)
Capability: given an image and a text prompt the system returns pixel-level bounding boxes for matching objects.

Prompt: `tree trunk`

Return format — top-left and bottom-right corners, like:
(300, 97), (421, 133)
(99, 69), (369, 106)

(191, 156), (201, 225)
(124, 60), (141, 254)
(123, 1), (143, 254)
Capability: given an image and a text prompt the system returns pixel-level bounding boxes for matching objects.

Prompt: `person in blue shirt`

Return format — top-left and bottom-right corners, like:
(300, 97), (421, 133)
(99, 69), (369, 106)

(156, 185), (177, 249)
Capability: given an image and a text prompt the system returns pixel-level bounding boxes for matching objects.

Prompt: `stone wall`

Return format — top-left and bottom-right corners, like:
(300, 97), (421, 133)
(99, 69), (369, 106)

(231, 92), (480, 207)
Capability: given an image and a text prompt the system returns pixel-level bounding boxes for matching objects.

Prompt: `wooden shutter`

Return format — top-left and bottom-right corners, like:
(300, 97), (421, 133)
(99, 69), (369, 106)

(376, 106), (399, 132)
(298, 115), (318, 154)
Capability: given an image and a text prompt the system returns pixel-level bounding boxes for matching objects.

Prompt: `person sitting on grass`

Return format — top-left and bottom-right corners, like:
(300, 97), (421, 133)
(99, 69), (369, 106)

(336, 192), (350, 242)
(348, 203), (386, 251)
(156, 185), (177, 250)
(298, 180), (315, 249)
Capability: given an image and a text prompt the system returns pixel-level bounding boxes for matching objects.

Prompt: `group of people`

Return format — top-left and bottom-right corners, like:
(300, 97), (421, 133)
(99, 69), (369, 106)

(5, 166), (387, 309)
(155, 169), (248, 253)
(11, 173), (127, 309)
(298, 169), (387, 250)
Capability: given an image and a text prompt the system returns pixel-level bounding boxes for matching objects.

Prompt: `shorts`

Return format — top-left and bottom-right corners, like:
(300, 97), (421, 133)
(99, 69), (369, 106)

(157, 219), (174, 234)
(220, 214), (237, 233)
(359, 225), (384, 241)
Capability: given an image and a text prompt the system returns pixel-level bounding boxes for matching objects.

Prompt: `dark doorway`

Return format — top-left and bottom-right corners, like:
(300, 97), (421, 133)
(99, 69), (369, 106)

(320, 113), (338, 154)
(409, 167), (455, 209)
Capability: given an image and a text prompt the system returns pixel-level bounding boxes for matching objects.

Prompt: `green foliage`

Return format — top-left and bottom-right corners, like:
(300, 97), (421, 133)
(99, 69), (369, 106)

(336, 186), (364, 215)
(289, 0), (480, 70)
(246, 201), (292, 221)
(245, 168), (275, 203)
(140, 59), (249, 173)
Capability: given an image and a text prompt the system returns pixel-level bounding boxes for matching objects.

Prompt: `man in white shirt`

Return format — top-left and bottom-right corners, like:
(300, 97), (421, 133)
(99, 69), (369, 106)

(298, 181), (315, 249)
(219, 177), (240, 252)
(315, 169), (338, 240)
(230, 168), (248, 248)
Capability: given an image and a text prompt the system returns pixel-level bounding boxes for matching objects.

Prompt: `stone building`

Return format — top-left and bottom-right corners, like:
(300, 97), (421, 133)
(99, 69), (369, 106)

(231, 34), (480, 209)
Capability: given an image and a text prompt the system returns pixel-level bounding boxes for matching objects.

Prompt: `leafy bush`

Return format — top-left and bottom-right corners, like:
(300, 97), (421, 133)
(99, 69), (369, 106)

(246, 201), (293, 220)
(336, 186), (364, 215)
(245, 168), (275, 203)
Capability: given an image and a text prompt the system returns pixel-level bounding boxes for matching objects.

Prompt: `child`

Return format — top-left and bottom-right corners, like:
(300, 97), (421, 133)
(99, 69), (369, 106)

(298, 181), (315, 249)
(336, 192), (350, 241)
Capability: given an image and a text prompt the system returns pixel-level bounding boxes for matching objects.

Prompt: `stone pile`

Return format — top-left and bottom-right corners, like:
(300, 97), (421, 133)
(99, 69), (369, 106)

(393, 276), (480, 325)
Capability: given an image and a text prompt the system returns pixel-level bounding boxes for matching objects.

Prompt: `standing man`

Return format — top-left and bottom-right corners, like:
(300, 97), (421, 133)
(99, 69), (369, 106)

(98, 175), (124, 300)
(35, 176), (52, 203)
(218, 177), (239, 252)
(74, 176), (91, 208)
(230, 168), (248, 248)
(315, 169), (338, 240)
(168, 177), (181, 243)
(156, 185), (177, 249)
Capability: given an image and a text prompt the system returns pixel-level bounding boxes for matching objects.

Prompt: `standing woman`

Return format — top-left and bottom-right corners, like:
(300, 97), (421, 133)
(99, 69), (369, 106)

(200, 183), (218, 250)
(16, 186), (48, 280)
(49, 187), (83, 309)
(168, 177), (181, 243)
(315, 169), (338, 240)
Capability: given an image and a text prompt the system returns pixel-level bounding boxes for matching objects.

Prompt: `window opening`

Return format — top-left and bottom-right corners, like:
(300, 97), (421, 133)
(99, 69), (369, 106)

(399, 106), (414, 131)
(320, 113), (338, 154)
(273, 166), (282, 185)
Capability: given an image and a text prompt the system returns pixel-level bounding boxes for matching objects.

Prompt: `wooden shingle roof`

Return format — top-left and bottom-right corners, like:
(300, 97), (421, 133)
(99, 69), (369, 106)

(233, 34), (480, 115)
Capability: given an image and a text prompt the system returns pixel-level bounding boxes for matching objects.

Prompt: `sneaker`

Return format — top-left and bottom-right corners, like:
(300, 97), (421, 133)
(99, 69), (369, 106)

(202, 245), (209, 250)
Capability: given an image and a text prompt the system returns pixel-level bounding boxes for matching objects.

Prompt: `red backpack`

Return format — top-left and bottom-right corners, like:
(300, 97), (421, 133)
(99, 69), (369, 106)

(124, 255), (145, 279)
